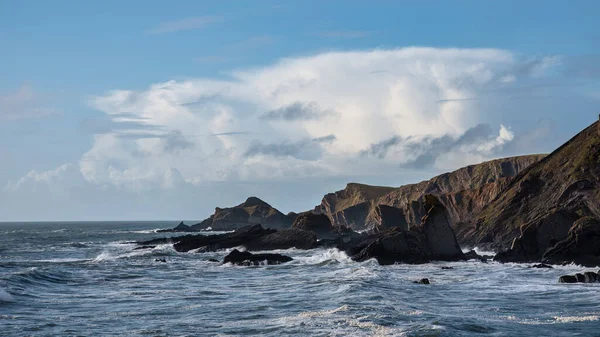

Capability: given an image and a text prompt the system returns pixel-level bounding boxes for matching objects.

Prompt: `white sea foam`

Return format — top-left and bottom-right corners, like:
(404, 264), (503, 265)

(553, 315), (600, 323)
(0, 288), (15, 302)
(293, 248), (354, 265)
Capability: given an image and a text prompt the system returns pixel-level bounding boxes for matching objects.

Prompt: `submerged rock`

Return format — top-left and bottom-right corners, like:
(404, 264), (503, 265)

(134, 245), (156, 250)
(222, 249), (293, 266)
(529, 263), (553, 269)
(414, 278), (430, 284)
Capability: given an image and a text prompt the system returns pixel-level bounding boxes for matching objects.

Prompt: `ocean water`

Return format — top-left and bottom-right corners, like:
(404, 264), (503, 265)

(1, 222), (599, 336)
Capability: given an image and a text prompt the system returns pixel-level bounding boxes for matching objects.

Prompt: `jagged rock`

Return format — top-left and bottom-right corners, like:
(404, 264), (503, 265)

(222, 249), (293, 266)
(560, 271), (600, 283)
(155, 258), (167, 263)
(137, 224), (316, 253)
(339, 195), (465, 265)
(441, 266), (454, 270)
(291, 213), (333, 237)
(207, 259), (219, 263)
(365, 205), (408, 233)
(558, 275), (578, 283)
(314, 156), (543, 233)
(529, 263), (553, 269)
(467, 120), (600, 256)
(156, 221), (197, 233)
(414, 278), (430, 284)
(542, 217), (600, 267)
(134, 245), (156, 250)
(493, 211), (576, 263)
(245, 228), (317, 251)
(189, 197), (295, 231)
(584, 272), (598, 283)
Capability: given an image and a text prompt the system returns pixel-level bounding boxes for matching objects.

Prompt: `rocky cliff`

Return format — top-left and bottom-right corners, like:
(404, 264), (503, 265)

(315, 155), (545, 233)
(468, 120), (600, 263)
(191, 197), (294, 231)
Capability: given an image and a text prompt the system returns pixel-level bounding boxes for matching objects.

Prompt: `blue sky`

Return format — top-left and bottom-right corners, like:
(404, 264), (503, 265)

(1, 1), (599, 221)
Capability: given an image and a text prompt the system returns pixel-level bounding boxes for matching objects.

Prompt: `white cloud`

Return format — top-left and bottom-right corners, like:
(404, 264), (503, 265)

(7, 48), (563, 197)
(72, 47), (562, 190)
(0, 85), (56, 121)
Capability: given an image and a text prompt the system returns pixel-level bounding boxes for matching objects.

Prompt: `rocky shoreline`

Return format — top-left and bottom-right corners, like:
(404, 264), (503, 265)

(142, 119), (600, 281)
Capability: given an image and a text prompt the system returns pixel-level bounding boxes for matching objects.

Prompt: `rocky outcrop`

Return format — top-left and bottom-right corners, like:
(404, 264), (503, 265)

(138, 224), (316, 252)
(364, 205), (408, 233)
(339, 195), (465, 265)
(542, 217), (600, 267)
(156, 221), (195, 233)
(222, 249), (293, 266)
(188, 197), (294, 231)
(314, 155), (544, 233)
(559, 271), (600, 283)
(472, 120), (600, 262)
(291, 213), (333, 236)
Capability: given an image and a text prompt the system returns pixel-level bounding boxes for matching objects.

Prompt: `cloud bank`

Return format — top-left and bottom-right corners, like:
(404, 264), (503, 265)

(4, 47), (575, 219)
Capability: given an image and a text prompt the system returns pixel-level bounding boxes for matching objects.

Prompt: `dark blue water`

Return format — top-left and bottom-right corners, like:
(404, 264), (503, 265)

(1, 222), (599, 336)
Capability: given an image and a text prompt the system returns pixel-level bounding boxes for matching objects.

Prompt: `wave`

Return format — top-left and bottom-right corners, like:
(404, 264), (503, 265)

(92, 243), (178, 262)
(292, 248), (354, 266)
(0, 287), (14, 302)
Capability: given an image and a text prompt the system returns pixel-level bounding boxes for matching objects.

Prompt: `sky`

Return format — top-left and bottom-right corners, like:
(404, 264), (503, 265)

(1, 0), (600, 221)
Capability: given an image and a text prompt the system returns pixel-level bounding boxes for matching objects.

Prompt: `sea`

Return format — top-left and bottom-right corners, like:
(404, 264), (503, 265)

(1, 221), (599, 337)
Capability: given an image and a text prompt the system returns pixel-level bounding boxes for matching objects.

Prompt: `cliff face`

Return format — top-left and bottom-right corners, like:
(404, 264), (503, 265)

(191, 197), (294, 231)
(315, 155), (545, 233)
(467, 121), (600, 261)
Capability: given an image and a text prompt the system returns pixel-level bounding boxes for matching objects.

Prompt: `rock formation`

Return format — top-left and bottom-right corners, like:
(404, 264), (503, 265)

(474, 120), (600, 263)
(314, 155), (544, 233)
(188, 197), (295, 231)
(138, 224), (316, 252)
(339, 195), (465, 265)
(156, 221), (193, 233)
(542, 217), (600, 266)
(558, 271), (600, 283)
(222, 249), (293, 266)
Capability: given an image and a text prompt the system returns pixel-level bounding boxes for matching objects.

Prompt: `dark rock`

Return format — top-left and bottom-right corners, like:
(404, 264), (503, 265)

(542, 217), (600, 267)
(189, 197), (294, 231)
(134, 245), (156, 250)
(338, 195), (465, 265)
(156, 221), (198, 233)
(441, 266), (454, 270)
(222, 249), (293, 266)
(207, 259), (219, 263)
(365, 205), (409, 233)
(465, 250), (488, 262)
(529, 263), (553, 269)
(559, 275), (578, 283)
(137, 224), (316, 253)
(413, 278), (430, 284)
(583, 272), (598, 283)
(291, 213), (334, 237)
(246, 228), (317, 251)
(155, 258), (167, 263)
(493, 211), (576, 263)
(558, 272), (599, 283)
